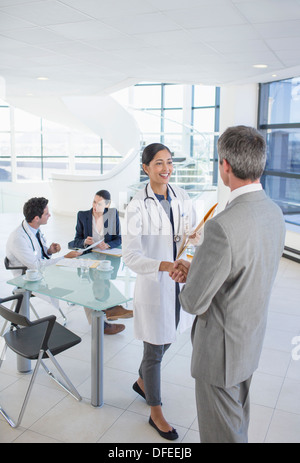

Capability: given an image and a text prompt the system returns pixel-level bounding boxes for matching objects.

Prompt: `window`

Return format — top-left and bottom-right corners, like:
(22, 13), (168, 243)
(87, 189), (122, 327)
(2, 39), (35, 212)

(0, 102), (11, 181)
(114, 83), (220, 186)
(192, 86), (220, 185)
(259, 78), (300, 226)
(0, 103), (121, 182)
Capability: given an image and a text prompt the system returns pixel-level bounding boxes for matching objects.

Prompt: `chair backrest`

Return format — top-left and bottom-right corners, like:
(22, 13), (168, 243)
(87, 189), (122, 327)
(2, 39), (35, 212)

(0, 294), (30, 328)
(4, 257), (9, 269)
(0, 304), (30, 328)
(4, 257), (27, 275)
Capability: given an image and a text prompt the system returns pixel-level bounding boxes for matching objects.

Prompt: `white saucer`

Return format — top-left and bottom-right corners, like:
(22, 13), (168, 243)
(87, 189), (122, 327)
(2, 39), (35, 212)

(97, 265), (113, 272)
(23, 274), (43, 282)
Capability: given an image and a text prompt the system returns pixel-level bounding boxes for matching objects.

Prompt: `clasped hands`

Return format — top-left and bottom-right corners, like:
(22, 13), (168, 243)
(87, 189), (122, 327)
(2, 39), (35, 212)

(160, 259), (191, 283)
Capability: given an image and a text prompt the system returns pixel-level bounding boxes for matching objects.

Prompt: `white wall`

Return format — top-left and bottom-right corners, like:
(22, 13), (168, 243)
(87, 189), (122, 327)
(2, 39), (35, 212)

(49, 148), (140, 216)
(217, 83), (259, 210)
(0, 181), (51, 214)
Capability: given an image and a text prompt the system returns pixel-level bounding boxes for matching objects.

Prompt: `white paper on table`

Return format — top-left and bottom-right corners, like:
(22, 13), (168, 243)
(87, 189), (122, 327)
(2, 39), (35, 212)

(92, 247), (122, 256)
(56, 258), (98, 268)
(77, 239), (104, 252)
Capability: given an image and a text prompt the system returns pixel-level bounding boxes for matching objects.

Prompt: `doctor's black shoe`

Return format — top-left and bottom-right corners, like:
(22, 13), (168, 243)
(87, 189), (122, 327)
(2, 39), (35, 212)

(149, 417), (178, 440)
(132, 381), (146, 400)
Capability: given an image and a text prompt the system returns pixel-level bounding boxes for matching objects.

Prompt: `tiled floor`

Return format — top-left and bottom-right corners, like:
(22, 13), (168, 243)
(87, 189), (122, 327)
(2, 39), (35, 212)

(0, 212), (300, 443)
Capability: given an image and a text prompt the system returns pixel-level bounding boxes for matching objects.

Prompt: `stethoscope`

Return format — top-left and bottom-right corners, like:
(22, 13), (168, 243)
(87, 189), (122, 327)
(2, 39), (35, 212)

(21, 220), (38, 255)
(144, 183), (182, 243)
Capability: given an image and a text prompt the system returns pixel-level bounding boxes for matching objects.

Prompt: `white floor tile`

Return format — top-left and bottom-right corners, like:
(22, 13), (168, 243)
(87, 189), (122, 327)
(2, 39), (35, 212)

(265, 409), (300, 443)
(248, 404), (274, 443)
(29, 397), (124, 443)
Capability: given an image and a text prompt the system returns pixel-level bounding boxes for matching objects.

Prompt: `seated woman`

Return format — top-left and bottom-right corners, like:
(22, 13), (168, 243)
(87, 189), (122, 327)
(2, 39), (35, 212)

(68, 189), (121, 251)
(69, 190), (132, 335)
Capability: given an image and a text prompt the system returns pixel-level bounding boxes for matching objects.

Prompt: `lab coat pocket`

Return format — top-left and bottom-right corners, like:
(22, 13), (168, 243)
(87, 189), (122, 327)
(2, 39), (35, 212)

(135, 275), (161, 306)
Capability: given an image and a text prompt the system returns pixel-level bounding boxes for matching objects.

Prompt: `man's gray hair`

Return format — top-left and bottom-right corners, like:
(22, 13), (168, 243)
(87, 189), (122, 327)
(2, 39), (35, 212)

(217, 125), (266, 181)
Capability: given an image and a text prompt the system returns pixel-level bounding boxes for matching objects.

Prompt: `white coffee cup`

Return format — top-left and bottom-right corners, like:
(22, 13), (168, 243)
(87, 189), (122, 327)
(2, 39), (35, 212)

(26, 269), (39, 280)
(98, 260), (111, 270)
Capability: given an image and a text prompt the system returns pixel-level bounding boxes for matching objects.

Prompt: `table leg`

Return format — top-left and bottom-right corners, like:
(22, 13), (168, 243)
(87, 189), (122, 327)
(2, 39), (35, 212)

(14, 289), (31, 373)
(91, 310), (104, 407)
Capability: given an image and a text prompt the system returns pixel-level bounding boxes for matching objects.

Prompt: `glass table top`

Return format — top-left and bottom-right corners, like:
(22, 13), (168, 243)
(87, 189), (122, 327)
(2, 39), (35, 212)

(7, 252), (135, 312)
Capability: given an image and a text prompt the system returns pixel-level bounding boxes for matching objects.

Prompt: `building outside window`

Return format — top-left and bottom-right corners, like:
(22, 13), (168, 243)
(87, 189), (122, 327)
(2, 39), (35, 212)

(259, 77), (300, 227)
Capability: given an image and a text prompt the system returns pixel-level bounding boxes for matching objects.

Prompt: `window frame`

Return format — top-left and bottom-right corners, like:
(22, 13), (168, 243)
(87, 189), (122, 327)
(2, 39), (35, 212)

(258, 79), (300, 227)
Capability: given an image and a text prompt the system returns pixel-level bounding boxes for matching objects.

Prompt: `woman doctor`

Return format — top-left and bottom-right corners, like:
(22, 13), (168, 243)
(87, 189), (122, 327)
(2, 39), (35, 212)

(122, 143), (196, 440)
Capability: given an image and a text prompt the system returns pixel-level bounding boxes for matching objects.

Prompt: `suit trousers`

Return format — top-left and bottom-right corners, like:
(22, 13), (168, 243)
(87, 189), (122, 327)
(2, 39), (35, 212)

(195, 376), (252, 443)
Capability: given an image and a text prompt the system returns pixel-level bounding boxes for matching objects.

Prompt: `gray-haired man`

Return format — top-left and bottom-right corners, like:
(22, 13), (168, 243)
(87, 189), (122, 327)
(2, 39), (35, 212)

(173, 126), (286, 443)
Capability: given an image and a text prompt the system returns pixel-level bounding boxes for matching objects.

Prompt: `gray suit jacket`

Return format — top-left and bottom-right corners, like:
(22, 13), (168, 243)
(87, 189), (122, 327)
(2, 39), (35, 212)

(180, 190), (286, 388)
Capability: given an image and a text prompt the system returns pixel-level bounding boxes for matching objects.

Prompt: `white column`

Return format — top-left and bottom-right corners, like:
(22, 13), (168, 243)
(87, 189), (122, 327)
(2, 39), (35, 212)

(217, 84), (259, 211)
(182, 85), (192, 157)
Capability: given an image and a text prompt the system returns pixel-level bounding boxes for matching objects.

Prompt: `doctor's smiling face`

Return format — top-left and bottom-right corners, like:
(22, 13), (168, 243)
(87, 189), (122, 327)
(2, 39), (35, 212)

(143, 149), (173, 192)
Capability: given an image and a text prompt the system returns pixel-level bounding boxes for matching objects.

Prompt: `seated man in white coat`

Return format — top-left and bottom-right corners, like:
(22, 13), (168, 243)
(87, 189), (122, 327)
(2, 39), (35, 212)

(6, 197), (80, 321)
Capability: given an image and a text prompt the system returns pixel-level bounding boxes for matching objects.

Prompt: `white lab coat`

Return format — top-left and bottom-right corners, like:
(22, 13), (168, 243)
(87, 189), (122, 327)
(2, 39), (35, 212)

(122, 183), (196, 345)
(6, 220), (62, 309)
(6, 220), (54, 274)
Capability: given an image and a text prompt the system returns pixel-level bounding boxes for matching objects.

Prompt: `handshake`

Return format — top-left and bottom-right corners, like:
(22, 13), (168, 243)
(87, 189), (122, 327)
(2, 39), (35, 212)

(160, 259), (191, 283)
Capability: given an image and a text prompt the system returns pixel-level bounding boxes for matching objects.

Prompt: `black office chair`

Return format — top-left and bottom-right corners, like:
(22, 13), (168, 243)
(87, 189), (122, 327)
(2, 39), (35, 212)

(3, 257), (67, 326)
(4, 257), (27, 275)
(0, 293), (82, 428)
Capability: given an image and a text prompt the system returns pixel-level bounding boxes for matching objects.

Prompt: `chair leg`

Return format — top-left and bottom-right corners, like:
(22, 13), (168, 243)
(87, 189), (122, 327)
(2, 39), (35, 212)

(29, 302), (40, 320)
(0, 321), (8, 337)
(42, 351), (82, 402)
(0, 341), (7, 369)
(58, 308), (67, 326)
(30, 300), (65, 325)
(0, 350), (44, 428)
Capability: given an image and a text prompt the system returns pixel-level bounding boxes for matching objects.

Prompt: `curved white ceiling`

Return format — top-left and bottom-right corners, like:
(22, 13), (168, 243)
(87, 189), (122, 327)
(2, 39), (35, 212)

(0, 0), (300, 99)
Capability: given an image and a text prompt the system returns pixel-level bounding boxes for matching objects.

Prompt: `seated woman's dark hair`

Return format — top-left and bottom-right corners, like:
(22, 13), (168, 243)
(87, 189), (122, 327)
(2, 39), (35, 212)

(95, 190), (111, 203)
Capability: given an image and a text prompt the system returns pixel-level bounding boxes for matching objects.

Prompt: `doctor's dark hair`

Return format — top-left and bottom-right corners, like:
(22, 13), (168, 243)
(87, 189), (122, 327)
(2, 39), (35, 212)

(23, 197), (49, 223)
(218, 125), (266, 181)
(142, 143), (172, 167)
